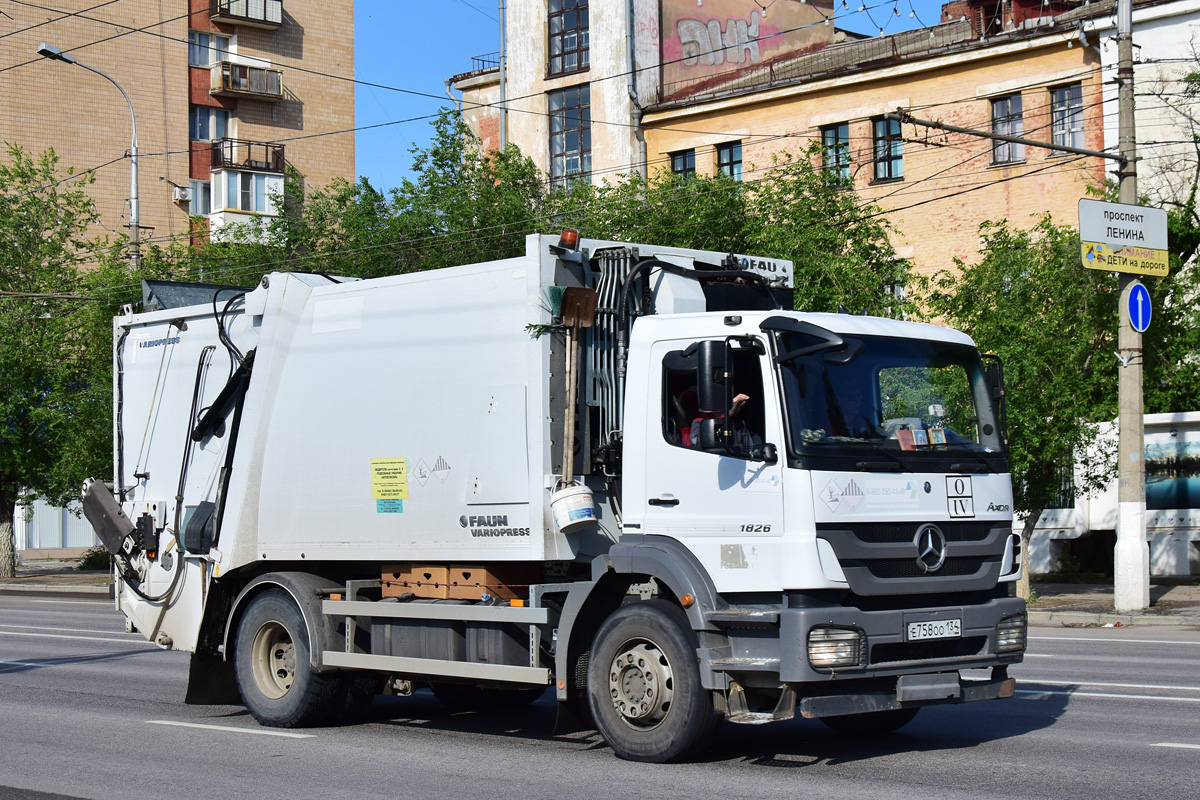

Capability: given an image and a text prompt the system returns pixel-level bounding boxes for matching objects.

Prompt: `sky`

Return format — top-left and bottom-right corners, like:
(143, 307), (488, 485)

(353, 1), (949, 191)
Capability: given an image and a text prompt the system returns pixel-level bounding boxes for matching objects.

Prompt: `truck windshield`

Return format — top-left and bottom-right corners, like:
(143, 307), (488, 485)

(775, 331), (1006, 472)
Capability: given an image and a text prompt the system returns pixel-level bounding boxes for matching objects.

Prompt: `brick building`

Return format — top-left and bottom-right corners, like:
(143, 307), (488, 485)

(450, 0), (1119, 279)
(1, 0), (354, 253)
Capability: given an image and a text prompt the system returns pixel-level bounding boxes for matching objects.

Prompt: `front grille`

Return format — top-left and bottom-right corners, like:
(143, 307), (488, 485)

(827, 521), (999, 544)
(861, 557), (988, 579)
(871, 636), (986, 664)
(817, 521), (1007, 596)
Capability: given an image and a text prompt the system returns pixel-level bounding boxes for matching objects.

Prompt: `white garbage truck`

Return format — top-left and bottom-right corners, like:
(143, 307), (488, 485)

(82, 232), (1025, 762)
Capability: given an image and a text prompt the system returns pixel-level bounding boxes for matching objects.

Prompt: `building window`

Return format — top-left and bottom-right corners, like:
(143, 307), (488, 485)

(670, 149), (695, 177)
(189, 106), (229, 141)
(221, 171), (269, 213)
(872, 117), (903, 181)
(821, 122), (850, 179)
(1050, 83), (1084, 150)
(189, 179), (211, 216)
(991, 94), (1024, 164)
(549, 85), (591, 187)
(188, 31), (230, 67)
(548, 0), (589, 77)
(717, 142), (742, 181)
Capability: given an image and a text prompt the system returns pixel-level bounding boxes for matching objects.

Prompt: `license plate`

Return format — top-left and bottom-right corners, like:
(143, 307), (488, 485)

(907, 619), (962, 641)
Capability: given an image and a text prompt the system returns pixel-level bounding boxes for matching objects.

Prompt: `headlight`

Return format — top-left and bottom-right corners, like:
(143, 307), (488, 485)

(996, 613), (1027, 653)
(808, 626), (866, 669)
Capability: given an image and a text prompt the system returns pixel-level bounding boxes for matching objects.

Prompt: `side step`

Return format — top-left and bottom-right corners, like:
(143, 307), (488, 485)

(725, 682), (796, 725)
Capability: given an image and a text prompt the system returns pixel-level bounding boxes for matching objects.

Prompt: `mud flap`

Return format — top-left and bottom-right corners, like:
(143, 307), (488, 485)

(184, 652), (241, 705)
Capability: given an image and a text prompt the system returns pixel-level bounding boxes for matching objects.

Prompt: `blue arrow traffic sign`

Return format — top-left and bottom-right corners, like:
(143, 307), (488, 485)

(1128, 282), (1152, 333)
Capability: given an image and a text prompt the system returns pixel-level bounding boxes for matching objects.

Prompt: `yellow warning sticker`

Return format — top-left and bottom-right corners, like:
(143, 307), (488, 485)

(1082, 241), (1169, 277)
(370, 457), (409, 500)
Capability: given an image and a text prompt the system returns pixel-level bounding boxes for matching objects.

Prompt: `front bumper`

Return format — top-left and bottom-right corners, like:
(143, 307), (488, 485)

(798, 670), (1015, 719)
(776, 596), (1026, 683)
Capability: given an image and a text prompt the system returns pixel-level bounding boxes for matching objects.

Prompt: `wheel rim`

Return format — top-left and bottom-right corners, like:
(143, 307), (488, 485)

(251, 620), (296, 700)
(607, 639), (674, 729)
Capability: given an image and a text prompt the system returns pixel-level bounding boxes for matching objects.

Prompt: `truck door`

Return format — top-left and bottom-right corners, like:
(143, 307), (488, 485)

(640, 338), (785, 593)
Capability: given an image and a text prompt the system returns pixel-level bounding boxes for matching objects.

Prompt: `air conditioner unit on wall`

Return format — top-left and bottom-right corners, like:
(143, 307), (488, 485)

(172, 186), (192, 203)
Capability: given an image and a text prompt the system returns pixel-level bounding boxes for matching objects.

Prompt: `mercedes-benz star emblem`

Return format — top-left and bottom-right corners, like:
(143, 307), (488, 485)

(914, 524), (947, 573)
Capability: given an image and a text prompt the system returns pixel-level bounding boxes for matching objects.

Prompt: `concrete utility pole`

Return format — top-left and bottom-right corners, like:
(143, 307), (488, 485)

(1113, 0), (1149, 611)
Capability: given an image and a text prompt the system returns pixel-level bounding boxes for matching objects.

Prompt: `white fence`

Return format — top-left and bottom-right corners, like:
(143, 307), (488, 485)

(14, 497), (99, 552)
(1023, 411), (1200, 577)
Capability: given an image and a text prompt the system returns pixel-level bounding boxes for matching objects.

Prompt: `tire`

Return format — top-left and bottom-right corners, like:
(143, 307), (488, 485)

(820, 707), (920, 735)
(234, 589), (342, 727)
(335, 673), (385, 722)
(587, 599), (720, 763)
(430, 682), (546, 712)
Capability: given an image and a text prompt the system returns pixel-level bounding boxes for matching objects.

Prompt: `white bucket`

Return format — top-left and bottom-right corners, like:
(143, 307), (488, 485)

(551, 483), (598, 534)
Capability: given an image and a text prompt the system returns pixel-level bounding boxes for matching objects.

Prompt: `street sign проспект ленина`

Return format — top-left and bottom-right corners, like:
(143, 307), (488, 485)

(1078, 199), (1169, 276)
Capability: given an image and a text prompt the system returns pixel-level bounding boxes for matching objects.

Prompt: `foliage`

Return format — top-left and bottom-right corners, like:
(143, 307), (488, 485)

(192, 112), (547, 287)
(544, 143), (909, 315)
(77, 544), (112, 571)
(916, 215), (1119, 594)
(0, 145), (107, 576)
(1143, 193), (1200, 414)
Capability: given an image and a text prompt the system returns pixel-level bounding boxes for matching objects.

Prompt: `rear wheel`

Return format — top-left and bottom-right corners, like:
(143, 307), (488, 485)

(587, 599), (720, 763)
(235, 589), (342, 727)
(820, 707), (920, 735)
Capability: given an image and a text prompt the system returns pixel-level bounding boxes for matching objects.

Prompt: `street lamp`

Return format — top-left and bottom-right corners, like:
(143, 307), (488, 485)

(37, 43), (140, 267)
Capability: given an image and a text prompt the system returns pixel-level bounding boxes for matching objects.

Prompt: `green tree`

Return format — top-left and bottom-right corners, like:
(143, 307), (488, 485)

(196, 112), (547, 286)
(0, 146), (109, 577)
(918, 215), (1119, 597)
(545, 143), (908, 315)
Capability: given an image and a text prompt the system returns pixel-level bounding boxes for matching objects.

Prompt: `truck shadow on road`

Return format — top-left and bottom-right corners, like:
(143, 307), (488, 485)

(0, 649), (152, 674)
(356, 688), (1070, 764)
(713, 694), (1071, 767)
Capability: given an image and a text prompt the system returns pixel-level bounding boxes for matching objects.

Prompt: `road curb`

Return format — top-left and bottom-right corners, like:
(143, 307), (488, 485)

(0, 583), (113, 599)
(1028, 609), (1200, 628)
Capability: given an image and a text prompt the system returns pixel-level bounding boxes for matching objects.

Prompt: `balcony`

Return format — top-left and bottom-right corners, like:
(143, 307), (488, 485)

(210, 61), (283, 101)
(210, 0), (283, 29)
(211, 138), (285, 173)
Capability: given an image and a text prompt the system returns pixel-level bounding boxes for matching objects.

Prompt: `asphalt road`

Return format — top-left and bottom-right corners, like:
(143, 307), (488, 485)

(1, 595), (1197, 800)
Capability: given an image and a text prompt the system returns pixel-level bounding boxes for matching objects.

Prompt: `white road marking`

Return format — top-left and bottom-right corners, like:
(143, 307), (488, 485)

(1030, 635), (1200, 646)
(0, 623), (136, 636)
(1019, 679), (1200, 693)
(0, 661), (55, 668)
(147, 720), (315, 739)
(1152, 742), (1200, 750)
(27, 599), (112, 605)
(0, 630), (155, 646)
(1017, 689), (1200, 703)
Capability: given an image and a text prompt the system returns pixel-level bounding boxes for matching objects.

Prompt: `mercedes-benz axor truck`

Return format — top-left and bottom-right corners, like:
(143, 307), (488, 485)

(83, 232), (1026, 762)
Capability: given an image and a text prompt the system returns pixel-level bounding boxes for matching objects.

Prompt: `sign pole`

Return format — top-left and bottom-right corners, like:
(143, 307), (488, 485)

(1114, 0), (1149, 611)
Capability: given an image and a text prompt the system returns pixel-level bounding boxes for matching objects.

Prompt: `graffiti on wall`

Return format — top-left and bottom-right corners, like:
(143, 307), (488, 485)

(661, 0), (833, 97)
(677, 10), (763, 67)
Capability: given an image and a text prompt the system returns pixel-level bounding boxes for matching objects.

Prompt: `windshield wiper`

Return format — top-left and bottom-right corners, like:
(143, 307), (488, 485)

(801, 437), (913, 472)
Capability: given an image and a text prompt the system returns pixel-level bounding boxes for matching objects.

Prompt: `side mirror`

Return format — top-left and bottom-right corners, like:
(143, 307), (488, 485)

(695, 340), (728, 414)
(752, 443), (778, 464)
(696, 417), (726, 452)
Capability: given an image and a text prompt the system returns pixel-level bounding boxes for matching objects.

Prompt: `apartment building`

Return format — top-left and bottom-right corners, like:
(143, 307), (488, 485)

(1, 0), (354, 253)
(450, 0), (1114, 278)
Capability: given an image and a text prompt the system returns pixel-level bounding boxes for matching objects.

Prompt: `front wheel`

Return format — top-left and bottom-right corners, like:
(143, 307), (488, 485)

(234, 589), (342, 727)
(587, 599), (720, 763)
(820, 707), (920, 735)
